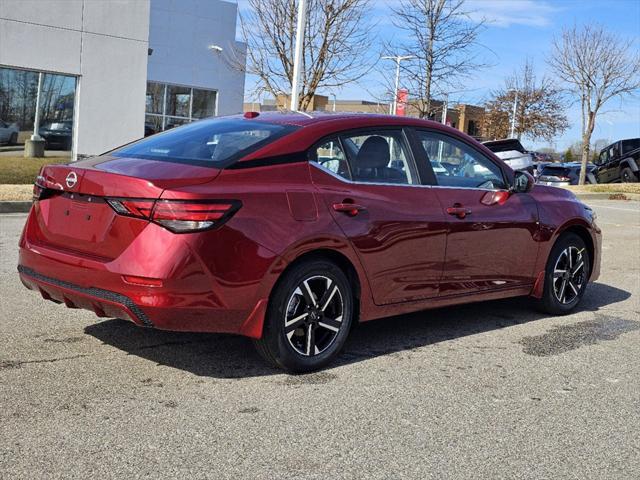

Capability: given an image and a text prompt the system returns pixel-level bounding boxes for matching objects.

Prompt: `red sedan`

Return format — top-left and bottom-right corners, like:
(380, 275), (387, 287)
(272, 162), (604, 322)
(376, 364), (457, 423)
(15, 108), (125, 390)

(19, 113), (601, 372)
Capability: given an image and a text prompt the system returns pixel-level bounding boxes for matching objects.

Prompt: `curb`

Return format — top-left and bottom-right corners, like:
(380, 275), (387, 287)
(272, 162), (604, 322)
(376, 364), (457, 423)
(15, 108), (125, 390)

(0, 201), (32, 213)
(574, 192), (640, 202)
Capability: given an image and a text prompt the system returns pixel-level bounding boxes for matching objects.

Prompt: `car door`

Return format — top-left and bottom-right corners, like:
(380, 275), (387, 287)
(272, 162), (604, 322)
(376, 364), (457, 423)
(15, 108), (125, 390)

(411, 129), (540, 297)
(600, 144), (621, 183)
(309, 128), (448, 305)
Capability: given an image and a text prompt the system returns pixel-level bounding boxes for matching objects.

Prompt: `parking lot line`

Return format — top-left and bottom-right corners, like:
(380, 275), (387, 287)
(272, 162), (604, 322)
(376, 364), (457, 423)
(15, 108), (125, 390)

(587, 203), (640, 213)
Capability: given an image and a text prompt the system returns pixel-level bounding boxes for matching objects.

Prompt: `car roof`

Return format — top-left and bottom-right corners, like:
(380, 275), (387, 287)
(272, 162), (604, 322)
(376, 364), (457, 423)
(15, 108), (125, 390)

(244, 110), (437, 128)
(237, 111), (496, 162)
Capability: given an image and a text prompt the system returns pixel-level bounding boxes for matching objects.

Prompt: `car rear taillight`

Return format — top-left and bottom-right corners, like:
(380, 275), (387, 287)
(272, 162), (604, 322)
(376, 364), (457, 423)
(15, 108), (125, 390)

(152, 200), (241, 233)
(106, 198), (241, 233)
(105, 199), (155, 219)
(33, 176), (63, 201)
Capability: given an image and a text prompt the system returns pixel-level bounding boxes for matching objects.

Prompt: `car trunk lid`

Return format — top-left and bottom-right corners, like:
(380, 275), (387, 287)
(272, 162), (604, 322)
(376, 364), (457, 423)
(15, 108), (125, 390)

(31, 156), (220, 259)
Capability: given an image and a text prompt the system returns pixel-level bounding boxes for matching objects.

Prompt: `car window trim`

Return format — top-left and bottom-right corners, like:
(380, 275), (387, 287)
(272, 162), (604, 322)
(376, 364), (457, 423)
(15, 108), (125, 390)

(410, 127), (510, 190)
(309, 161), (437, 189)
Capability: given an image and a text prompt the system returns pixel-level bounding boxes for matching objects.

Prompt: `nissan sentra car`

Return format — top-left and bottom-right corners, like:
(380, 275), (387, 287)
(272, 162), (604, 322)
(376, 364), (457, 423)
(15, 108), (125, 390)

(18, 112), (601, 372)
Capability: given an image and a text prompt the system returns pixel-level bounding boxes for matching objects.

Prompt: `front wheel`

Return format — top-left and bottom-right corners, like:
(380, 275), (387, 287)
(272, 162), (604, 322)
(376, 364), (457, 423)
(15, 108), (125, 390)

(621, 167), (638, 183)
(253, 260), (353, 373)
(536, 233), (590, 315)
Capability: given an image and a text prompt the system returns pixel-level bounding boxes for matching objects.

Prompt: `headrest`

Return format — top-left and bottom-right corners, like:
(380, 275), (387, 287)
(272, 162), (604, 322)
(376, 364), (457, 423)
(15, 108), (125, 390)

(355, 136), (390, 169)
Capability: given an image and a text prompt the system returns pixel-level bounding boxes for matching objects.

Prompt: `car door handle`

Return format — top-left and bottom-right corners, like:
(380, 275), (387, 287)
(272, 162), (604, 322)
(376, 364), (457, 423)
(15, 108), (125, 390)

(446, 205), (472, 219)
(332, 202), (367, 216)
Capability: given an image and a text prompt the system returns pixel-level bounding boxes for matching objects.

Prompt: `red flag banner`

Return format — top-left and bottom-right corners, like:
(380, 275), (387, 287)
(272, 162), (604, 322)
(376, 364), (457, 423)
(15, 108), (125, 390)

(396, 88), (408, 116)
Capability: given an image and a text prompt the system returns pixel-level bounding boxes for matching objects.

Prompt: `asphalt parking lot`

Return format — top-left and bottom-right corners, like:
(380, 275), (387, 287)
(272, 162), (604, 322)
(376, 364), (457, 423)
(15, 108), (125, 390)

(1, 200), (638, 479)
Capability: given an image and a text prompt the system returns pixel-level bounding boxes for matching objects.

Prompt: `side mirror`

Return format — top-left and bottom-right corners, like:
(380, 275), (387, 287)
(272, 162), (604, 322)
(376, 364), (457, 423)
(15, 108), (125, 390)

(513, 170), (535, 193)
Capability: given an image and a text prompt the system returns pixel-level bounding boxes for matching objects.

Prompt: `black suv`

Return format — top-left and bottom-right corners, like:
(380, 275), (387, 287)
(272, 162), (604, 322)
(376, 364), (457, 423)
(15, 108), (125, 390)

(593, 138), (640, 183)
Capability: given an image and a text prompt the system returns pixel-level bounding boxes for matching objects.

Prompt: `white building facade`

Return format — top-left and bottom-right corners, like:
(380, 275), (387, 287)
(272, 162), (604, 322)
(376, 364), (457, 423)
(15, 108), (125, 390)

(0, 0), (245, 158)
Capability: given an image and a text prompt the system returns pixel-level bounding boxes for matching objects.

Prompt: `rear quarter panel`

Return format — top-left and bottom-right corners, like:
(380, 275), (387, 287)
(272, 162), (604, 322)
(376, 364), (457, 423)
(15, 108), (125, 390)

(159, 162), (375, 318)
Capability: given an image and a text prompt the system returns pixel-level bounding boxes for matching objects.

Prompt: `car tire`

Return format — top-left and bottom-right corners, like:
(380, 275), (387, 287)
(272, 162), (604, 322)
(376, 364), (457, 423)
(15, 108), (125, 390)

(621, 167), (638, 183)
(9, 132), (18, 145)
(253, 259), (353, 373)
(536, 233), (590, 315)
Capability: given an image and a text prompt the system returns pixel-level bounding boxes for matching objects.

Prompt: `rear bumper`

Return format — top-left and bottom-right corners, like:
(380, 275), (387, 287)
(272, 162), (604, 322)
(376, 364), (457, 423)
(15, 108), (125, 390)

(18, 216), (280, 337)
(19, 265), (153, 327)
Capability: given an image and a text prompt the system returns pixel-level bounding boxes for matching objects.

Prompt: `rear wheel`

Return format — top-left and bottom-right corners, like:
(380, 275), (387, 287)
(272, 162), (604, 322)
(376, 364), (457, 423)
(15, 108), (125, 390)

(536, 233), (590, 315)
(254, 259), (353, 373)
(9, 132), (18, 145)
(621, 167), (638, 183)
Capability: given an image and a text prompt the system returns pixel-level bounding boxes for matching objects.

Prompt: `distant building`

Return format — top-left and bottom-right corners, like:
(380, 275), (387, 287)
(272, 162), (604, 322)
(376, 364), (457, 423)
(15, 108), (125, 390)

(244, 94), (486, 140)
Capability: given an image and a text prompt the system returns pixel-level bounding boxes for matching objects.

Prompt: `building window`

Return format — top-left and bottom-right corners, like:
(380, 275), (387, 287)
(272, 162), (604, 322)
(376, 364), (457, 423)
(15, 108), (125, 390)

(467, 119), (479, 137)
(144, 82), (217, 136)
(0, 66), (76, 154)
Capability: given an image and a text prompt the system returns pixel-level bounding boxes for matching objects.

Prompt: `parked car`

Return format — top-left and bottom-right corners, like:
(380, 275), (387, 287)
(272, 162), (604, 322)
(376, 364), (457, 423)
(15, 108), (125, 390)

(19, 113), (601, 372)
(0, 120), (19, 145)
(537, 162), (598, 187)
(482, 138), (535, 173)
(593, 138), (640, 183)
(532, 161), (551, 179)
(39, 120), (73, 150)
(532, 152), (554, 163)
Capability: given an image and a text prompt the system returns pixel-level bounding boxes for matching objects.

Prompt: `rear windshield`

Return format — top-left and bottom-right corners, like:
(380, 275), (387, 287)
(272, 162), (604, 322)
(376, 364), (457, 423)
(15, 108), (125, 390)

(541, 166), (571, 176)
(483, 139), (526, 154)
(112, 118), (297, 167)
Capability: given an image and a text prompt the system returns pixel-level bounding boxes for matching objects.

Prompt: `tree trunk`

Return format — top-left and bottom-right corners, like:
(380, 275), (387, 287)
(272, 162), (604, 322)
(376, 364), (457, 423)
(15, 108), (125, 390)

(579, 111), (596, 185)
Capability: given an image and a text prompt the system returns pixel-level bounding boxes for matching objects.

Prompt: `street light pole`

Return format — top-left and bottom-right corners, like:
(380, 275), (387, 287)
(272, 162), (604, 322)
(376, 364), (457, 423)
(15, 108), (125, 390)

(441, 93), (448, 124)
(290, 0), (307, 111)
(31, 72), (43, 141)
(510, 90), (518, 138)
(382, 55), (414, 115)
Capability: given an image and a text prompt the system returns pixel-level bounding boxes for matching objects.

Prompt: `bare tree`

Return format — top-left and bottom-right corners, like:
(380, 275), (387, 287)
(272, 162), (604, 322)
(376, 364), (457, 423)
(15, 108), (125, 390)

(484, 60), (568, 142)
(232, 0), (373, 110)
(549, 24), (640, 184)
(388, 0), (487, 118)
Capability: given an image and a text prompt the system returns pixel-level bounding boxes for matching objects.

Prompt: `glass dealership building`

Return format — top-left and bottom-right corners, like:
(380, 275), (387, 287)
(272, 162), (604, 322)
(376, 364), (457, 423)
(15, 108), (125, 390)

(0, 0), (246, 159)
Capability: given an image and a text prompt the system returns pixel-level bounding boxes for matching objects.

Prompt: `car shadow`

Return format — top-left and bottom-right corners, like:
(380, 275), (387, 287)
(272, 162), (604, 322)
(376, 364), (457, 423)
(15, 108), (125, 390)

(84, 282), (631, 379)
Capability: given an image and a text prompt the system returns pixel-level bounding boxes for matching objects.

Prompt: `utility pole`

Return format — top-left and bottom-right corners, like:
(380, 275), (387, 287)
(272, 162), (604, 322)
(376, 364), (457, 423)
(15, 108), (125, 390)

(382, 55), (414, 115)
(290, 0), (307, 111)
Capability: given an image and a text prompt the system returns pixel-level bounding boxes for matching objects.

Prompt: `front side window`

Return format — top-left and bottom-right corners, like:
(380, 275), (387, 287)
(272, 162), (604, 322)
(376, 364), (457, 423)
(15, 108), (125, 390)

(415, 130), (507, 190)
(112, 118), (296, 167)
(340, 131), (417, 185)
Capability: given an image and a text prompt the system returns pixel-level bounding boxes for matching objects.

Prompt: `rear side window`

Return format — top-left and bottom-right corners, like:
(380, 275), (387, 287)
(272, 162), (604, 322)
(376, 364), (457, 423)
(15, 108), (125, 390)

(341, 132), (416, 185)
(622, 139), (640, 154)
(311, 137), (352, 180)
(310, 130), (418, 185)
(112, 118), (296, 167)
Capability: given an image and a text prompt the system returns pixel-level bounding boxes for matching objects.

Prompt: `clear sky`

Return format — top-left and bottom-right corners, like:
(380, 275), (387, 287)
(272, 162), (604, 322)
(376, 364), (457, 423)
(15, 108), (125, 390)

(238, 0), (640, 151)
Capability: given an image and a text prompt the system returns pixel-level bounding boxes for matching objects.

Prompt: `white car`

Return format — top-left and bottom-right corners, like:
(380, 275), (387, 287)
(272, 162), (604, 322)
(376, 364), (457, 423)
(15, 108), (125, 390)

(483, 138), (535, 172)
(0, 120), (19, 145)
